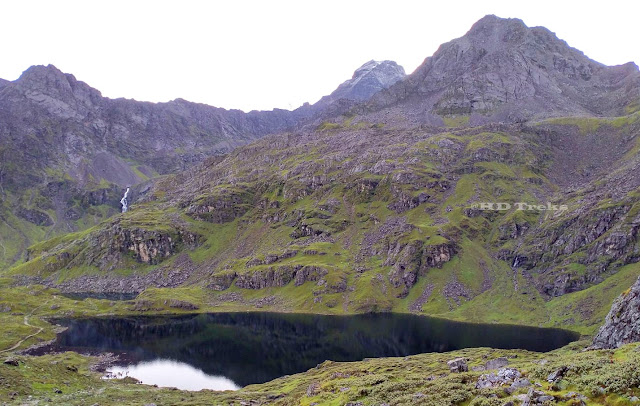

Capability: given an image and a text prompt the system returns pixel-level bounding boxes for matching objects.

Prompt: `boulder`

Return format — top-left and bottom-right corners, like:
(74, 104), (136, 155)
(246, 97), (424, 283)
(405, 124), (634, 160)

(3, 358), (19, 366)
(547, 366), (568, 382)
(447, 357), (468, 373)
(4, 357), (20, 367)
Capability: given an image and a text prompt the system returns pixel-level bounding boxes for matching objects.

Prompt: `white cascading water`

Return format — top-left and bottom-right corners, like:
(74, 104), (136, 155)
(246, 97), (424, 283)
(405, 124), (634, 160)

(120, 187), (130, 213)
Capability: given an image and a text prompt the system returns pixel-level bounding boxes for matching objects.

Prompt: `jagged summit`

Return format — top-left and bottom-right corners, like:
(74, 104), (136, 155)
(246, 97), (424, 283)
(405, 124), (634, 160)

(344, 60), (406, 99)
(10, 64), (103, 115)
(367, 15), (640, 123)
(316, 59), (405, 106)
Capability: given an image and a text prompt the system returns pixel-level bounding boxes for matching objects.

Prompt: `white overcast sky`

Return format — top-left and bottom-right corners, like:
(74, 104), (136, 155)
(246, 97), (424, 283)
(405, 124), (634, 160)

(1, 0), (638, 112)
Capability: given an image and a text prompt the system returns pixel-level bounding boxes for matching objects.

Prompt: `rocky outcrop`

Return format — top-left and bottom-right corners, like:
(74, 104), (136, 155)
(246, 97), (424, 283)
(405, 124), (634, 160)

(592, 276), (640, 349)
(187, 191), (254, 223)
(387, 191), (430, 213)
(110, 226), (199, 265)
(522, 388), (556, 405)
(475, 368), (524, 389)
(509, 198), (640, 297)
(230, 265), (335, 290)
(235, 265), (302, 289)
(386, 240), (456, 291)
(447, 357), (468, 373)
(245, 250), (298, 267)
(207, 271), (238, 291)
(290, 224), (325, 239)
(16, 208), (53, 226)
(294, 266), (329, 286)
(25, 218), (200, 273)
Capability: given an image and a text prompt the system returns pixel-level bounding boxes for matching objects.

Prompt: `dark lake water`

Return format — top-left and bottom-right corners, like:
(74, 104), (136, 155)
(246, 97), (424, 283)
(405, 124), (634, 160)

(53, 312), (579, 390)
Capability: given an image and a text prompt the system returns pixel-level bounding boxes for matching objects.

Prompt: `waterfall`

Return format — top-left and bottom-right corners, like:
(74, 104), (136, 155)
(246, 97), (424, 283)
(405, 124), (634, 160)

(512, 256), (519, 269)
(120, 187), (130, 213)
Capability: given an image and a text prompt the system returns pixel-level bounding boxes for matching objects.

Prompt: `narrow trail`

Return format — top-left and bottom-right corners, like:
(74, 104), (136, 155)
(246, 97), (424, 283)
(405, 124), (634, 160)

(0, 302), (49, 354)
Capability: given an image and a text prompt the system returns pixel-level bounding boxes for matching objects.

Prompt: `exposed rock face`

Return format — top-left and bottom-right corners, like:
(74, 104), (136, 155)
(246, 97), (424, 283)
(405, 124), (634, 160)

(187, 188), (254, 223)
(25, 218), (200, 274)
(235, 265), (301, 289)
(386, 241), (456, 291)
(294, 265), (329, 286)
(111, 226), (198, 265)
(592, 276), (640, 348)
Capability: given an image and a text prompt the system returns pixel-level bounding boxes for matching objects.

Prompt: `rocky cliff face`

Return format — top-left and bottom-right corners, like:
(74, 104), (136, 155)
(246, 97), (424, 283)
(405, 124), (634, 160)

(593, 276), (640, 348)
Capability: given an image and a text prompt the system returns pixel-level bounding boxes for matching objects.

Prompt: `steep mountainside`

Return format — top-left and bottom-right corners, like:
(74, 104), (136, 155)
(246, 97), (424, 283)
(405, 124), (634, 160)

(4, 15), (640, 334)
(0, 61), (405, 269)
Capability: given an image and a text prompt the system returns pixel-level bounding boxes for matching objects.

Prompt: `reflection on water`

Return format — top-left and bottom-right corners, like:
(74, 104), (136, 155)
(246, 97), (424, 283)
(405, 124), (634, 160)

(54, 312), (579, 388)
(105, 359), (239, 391)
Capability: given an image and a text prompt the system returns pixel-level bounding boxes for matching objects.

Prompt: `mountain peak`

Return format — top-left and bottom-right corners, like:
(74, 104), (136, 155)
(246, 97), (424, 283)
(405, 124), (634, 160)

(320, 60), (405, 105)
(19, 64), (70, 84)
(467, 14), (527, 34)
(367, 15), (638, 121)
(11, 64), (103, 113)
